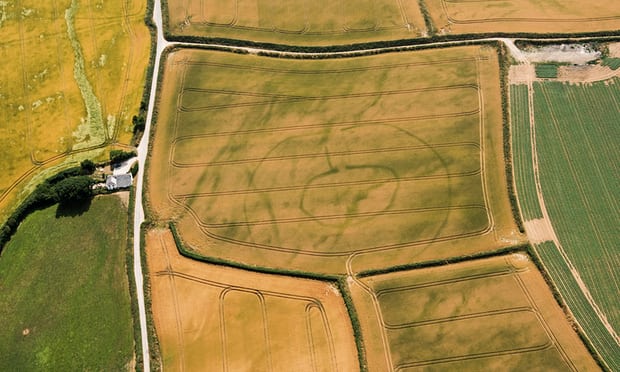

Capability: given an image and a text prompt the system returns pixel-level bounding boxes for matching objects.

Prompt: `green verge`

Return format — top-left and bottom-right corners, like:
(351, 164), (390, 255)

(0, 196), (134, 371)
(602, 57), (620, 70)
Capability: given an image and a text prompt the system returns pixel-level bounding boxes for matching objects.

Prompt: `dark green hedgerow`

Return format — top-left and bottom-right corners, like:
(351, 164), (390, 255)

(168, 222), (339, 281)
(358, 244), (528, 278)
(336, 278), (368, 372)
(497, 41), (525, 233)
(165, 30), (620, 55)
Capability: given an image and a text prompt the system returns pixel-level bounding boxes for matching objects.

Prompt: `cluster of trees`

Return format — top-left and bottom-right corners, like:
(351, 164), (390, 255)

(110, 150), (137, 165)
(0, 161), (98, 250)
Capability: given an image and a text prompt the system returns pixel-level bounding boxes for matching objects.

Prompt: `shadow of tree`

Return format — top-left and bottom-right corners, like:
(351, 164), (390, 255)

(55, 198), (93, 218)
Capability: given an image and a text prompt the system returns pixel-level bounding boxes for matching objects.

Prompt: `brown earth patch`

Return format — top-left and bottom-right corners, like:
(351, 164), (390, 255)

(524, 218), (556, 244)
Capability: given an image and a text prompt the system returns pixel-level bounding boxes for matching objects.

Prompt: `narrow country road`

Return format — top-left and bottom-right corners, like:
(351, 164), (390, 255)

(132, 0), (169, 370)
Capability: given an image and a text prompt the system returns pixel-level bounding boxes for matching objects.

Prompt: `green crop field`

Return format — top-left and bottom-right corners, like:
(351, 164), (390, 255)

(0, 195), (134, 370)
(536, 241), (620, 370)
(165, 0), (428, 45)
(510, 84), (542, 221)
(148, 45), (520, 274)
(535, 64), (559, 79)
(532, 80), (620, 367)
(0, 0), (150, 223)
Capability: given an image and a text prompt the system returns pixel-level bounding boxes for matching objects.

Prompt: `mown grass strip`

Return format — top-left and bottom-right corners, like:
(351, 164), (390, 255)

(510, 84), (543, 220)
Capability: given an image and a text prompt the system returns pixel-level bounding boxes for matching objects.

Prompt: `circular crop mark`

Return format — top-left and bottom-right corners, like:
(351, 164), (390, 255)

(300, 165), (399, 228)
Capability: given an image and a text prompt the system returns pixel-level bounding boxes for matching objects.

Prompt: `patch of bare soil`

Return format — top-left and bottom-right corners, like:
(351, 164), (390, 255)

(524, 218), (555, 244)
(556, 64), (619, 84)
(523, 44), (600, 65)
(508, 64), (535, 84)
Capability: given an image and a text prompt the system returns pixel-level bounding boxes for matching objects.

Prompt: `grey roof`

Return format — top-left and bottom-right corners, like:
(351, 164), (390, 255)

(105, 174), (133, 190)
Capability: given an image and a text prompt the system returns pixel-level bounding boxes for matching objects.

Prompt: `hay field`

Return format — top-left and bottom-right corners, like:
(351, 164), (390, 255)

(355, 254), (599, 371)
(425, 0), (620, 35)
(147, 46), (521, 274)
(146, 228), (358, 371)
(165, 0), (427, 45)
(0, 0), (150, 221)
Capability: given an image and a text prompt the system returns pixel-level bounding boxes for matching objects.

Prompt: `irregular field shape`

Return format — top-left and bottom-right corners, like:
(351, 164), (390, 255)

(148, 46), (520, 273)
(361, 254), (600, 371)
(425, 0), (620, 35)
(145, 228), (358, 371)
(165, 0), (428, 45)
(0, 0), (150, 221)
(531, 80), (620, 369)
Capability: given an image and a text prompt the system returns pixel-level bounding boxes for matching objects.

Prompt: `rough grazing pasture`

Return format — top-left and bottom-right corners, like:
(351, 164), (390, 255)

(147, 46), (522, 274)
(0, 196), (133, 371)
(356, 254), (599, 371)
(424, 0), (620, 35)
(532, 80), (620, 368)
(165, 0), (428, 45)
(0, 0), (150, 222)
(146, 228), (359, 372)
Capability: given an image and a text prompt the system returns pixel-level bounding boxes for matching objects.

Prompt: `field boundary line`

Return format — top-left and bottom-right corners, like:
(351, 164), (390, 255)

(346, 254), (394, 371)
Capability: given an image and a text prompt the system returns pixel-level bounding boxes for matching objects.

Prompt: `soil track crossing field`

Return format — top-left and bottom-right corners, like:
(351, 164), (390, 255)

(147, 45), (520, 274)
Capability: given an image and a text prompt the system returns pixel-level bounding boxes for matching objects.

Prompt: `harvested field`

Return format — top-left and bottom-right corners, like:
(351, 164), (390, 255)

(147, 46), (522, 274)
(424, 0), (620, 35)
(165, 0), (428, 45)
(0, 0), (150, 221)
(145, 228), (358, 371)
(358, 254), (599, 371)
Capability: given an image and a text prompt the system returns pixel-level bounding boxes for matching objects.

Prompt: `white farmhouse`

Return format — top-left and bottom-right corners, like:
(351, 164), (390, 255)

(105, 173), (133, 191)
